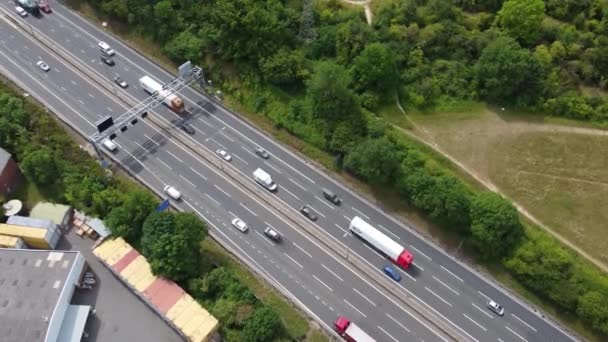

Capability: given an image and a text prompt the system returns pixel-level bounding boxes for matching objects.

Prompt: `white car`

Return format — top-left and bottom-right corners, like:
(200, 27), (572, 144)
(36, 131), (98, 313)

(231, 218), (248, 233)
(36, 61), (50, 72)
(216, 149), (232, 162)
(487, 300), (505, 316)
(164, 185), (182, 200)
(15, 6), (27, 17)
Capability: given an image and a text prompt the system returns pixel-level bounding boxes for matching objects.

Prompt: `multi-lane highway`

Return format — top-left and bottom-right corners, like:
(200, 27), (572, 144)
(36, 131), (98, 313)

(0, 3), (578, 342)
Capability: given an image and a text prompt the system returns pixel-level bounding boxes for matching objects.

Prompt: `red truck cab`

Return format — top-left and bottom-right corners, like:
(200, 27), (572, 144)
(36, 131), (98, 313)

(39, 0), (52, 13)
(334, 316), (376, 342)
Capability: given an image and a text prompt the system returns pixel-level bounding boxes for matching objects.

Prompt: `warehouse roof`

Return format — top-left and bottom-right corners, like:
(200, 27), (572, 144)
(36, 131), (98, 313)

(0, 249), (82, 342)
(30, 202), (71, 227)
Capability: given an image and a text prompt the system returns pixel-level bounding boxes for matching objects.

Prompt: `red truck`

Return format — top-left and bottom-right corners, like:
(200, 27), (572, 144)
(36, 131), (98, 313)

(334, 316), (376, 342)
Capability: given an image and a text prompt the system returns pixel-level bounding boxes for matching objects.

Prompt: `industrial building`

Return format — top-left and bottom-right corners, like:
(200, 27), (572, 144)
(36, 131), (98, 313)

(0, 147), (20, 197)
(0, 215), (61, 249)
(0, 248), (88, 342)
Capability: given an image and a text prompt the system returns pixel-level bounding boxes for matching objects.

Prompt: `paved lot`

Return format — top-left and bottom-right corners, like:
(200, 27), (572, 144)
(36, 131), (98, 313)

(58, 227), (184, 342)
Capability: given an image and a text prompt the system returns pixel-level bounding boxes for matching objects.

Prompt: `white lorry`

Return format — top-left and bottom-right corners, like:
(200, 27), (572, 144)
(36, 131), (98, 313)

(253, 168), (277, 192)
(138, 75), (185, 114)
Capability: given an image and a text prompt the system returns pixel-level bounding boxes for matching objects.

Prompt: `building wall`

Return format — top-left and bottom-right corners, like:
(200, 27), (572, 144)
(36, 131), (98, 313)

(0, 158), (20, 197)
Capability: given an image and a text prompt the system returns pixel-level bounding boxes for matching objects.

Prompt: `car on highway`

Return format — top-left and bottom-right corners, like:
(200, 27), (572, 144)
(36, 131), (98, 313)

(98, 41), (115, 56)
(164, 185), (182, 200)
(300, 205), (317, 221)
(15, 6), (27, 16)
(36, 61), (50, 72)
(264, 227), (281, 243)
(487, 300), (505, 316)
(322, 188), (341, 205)
(216, 149), (232, 161)
(39, 0), (52, 13)
(100, 55), (115, 66)
(114, 77), (128, 88)
(181, 123), (195, 135)
(231, 218), (248, 233)
(255, 146), (270, 159)
(102, 139), (117, 152)
(383, 265), (401, 282)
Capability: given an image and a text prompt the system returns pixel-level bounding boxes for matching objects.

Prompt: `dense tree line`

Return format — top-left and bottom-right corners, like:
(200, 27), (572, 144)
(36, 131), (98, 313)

(0, 85), (290, 341)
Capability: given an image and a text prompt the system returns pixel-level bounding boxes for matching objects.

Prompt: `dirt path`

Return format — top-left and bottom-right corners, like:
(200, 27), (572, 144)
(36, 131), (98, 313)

(394, 100), (608, 274)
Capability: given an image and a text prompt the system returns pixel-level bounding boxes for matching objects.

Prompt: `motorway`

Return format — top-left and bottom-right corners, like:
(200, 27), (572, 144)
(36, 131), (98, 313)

(0, 3), (578, 342)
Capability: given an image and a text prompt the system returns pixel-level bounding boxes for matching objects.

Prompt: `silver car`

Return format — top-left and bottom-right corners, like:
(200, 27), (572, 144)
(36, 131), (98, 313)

(487, 300), (504, 316)
(36, 61), (50, 72)
(216, 149), (232, 161)
(231, 218), (248, 232)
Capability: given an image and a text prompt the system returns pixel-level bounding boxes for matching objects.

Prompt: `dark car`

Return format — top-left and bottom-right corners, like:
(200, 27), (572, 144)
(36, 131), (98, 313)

(181, 123), (195, 135)
(100, 55), (115, 66)
(383, 265), (401, 282)
(264, 227), (281, 243)
(255, 146), (270, 159)
(300, 205), (318, 221)
(114, 77), (128, 88)
(322, 188), (341, 205)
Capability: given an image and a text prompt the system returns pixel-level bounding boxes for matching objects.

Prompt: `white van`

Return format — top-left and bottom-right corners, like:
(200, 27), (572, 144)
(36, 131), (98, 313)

(253, 168), (277, 192)
(102, 139), (117, 152)
(164, 185), (182, 200)
(98, 41), (115, 56)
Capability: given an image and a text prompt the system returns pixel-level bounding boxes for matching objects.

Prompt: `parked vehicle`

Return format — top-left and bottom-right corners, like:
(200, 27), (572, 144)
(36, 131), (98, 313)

(487, 300), (505, 316)
(253, 168), (277, 192)
(383, 265), (401, 282)
(264, 227), (281, 243)
(322, 188), (341, 205)
(255, 146), (270, 159)
(139, 75), (185, 114)
(349, 216), (414, 268)
(82, 278), (96, 285)
(334, 316), (375, 342)
(300, 205), (318, 221)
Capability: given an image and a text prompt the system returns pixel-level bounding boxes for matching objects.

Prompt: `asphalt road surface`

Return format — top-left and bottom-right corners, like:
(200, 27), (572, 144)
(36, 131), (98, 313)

(0, 3), (578, 342)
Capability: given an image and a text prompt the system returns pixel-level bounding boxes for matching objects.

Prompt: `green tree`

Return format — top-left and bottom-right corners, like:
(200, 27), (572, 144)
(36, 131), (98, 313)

(141, 211), (207, 281)
(212, 299), (239, 328)
(105, 189), (157, 243)
(91, 187), (124, 218)
(351, 43), (398, 94)
(343, 136), (400, 185)
(242, 307), (282, 342)
(259, 48), (303, 86)
(21, 148), (59, 186)
(577, 291), (608, 334)
(475, 36), (546, 106)
(496, 0), (545, 45)
(469, 192), (523, 260)
(63, 173), (107, 212)
(164, 30), (203, 63)
(335, 18), (374, 64)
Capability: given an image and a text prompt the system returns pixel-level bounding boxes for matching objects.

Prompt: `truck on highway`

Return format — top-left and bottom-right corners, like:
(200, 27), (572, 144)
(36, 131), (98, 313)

(349, 216), (414, 268)
(253, 168), (277, 192)
(15, 0), (40, 16)
(334, 316), (376, 342)
(138, 75), (185, 114)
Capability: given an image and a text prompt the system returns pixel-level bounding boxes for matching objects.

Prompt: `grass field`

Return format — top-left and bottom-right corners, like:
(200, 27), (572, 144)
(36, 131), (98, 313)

(403, 105), (608, 266)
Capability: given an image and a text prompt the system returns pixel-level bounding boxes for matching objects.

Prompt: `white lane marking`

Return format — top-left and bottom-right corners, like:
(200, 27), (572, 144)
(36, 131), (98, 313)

(293, 242), (312, 258)
(313, 275), (333, 292)
(88, 93), (94, 98)
(240, 145), (258, 157)
(425, 287), (453, 307)
(472, 303), (494, 319)
(166, 151), (183, 163)
(352, 206), (370, 220)
(282, 187), (301, 201)
(144, 134), (160, 147)
(477, 290), (490, 300)
(254, 230), (275, 246)
(315, 195), (335, 209)
(506, 326), (529, 342)
(309, 205), (325, 218)
(228, 211), (237, 218)
(377, 224), (401, 240)
(412, 262), (424, 271)
(179, 174), (197, 189)
(463, 313), (487, 331)
(343, 215), (351, 222)
(189, 166), (207, 180)
(498, 338), (505, 342)
(80, 49), (85, 54)
(432, 276), (460, 296)
(71, 80), (77, 86)
(283, 253), (303, 268)
(363, 243), (385, 260)
(197, 117), (214, 128)
(386, 313), (410, 333)
(61, 86), (67, 91)
(239, 203), (257, 217)
(106, 107), (113, 112)
(288, 178), (308, 191)
(334, 223), (348, 234)
(232, 153), (248, 165)
(377, 325), (399, 342)
(321, 264), (343, 282)
(441, 265), (464, 282)
(204, 193), (221, 206)
(511, 314), (538, 332)
(156, 158), (173, 170)
(218, 129), (235, 142)
(353, 288), (377, 307)
(78, 99), (84, 105)
(344, 299), (367, 318)
(409, 245), (432, 260)
(214, 184), (231, 198)
(264, 162), (283, 174)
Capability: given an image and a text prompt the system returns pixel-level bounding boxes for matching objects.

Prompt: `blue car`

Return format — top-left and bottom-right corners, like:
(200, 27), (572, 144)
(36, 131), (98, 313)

(383, 265), (401, 282)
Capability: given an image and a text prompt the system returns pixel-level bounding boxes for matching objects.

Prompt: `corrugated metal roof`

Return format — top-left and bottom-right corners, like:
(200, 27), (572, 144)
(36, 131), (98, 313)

(0, 224), (50, 249)
(7, 215), (55, 231)
(87, 218), (111, 238)
(56, 305), (91, 342)
(30, 202), (71, 227)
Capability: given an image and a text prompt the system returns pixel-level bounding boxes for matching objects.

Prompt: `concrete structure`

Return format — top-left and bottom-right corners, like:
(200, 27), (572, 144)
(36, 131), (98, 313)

(0, 248), (87, 342)
(2, 215), (61, 249)
(94, 237), (219, 342)
(0, 147), (20, 197)
(30, 202), (73, 230)
(0, 234), (27, 248)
